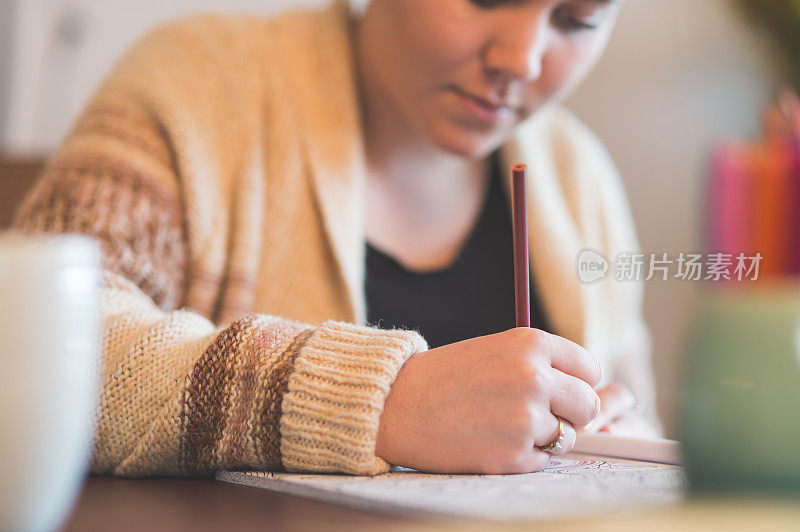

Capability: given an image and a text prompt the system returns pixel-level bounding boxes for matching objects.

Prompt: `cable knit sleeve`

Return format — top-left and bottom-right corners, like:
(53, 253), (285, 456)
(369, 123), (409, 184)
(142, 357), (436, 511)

(10, 50), (427, 478)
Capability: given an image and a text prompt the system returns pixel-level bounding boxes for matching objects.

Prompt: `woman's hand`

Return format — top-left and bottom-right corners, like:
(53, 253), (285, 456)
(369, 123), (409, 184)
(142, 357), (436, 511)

(584, 383), (660, 438)
(375, 328), (602, 474)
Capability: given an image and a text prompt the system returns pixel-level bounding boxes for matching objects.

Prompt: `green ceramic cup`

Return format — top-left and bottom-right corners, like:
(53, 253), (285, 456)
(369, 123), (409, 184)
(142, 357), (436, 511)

(683, 284), (800, 494)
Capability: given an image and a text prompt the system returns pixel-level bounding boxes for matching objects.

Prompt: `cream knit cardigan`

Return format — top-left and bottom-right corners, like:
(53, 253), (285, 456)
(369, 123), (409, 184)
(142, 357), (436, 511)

(12, 0), (652, 476)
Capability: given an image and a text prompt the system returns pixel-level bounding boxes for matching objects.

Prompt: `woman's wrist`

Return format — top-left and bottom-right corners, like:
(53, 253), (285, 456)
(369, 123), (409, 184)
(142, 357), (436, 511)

(376, 351), (423, 466)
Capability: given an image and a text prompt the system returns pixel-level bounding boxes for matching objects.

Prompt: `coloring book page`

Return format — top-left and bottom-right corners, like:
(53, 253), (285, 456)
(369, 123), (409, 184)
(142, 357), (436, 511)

(218, 453), (686, 521)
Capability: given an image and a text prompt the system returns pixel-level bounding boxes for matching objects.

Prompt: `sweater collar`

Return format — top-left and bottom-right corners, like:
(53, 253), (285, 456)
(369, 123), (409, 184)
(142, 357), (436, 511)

(287, 0), (368, 324)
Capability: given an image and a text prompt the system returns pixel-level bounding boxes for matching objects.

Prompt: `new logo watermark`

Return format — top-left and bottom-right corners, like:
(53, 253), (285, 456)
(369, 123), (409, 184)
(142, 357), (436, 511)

(576, 249), (762, 284)
(577, 249), (609, 284)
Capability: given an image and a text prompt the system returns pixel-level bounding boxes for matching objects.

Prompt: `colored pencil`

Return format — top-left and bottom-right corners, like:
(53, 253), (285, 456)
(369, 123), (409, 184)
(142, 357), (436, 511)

(512, 163), (530, 328)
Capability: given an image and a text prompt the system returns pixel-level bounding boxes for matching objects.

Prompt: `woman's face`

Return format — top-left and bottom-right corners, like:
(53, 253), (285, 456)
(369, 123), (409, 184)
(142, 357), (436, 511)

(358, 0), (622, 159)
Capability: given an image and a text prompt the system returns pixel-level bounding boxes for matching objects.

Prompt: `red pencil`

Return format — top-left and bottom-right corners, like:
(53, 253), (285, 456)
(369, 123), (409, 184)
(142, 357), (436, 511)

(512, 164), (530, 328)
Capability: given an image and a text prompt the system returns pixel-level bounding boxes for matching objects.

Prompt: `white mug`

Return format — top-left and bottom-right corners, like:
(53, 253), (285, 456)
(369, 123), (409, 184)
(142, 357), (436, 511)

(0, 232), (101, 531)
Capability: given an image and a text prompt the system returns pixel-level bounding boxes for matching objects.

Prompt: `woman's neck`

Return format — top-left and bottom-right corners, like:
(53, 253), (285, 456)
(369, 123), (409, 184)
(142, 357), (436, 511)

(350, 6), (491, 271)
(360, 83), (488, 224)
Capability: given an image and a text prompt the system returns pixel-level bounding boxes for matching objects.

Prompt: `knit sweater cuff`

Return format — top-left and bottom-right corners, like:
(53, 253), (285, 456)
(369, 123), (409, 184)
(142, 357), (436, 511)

(279, 321), (428, 475)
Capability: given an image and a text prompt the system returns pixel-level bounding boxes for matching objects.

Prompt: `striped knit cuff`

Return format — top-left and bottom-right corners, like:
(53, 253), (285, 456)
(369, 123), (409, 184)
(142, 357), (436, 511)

(279, 321), (428, 475)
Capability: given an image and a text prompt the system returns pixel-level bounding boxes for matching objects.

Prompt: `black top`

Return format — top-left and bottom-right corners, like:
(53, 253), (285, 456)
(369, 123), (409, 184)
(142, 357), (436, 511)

(365, 154), (552, 349)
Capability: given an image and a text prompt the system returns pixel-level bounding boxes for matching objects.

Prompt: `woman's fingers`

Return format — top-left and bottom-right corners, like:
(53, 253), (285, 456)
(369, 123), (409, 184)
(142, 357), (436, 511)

(540, 332), (603, 388)
(586, 383), (637, 432)
(514, 448), (553, 474)
(532, 413), (576, 456)
(547, 371), (600, 430)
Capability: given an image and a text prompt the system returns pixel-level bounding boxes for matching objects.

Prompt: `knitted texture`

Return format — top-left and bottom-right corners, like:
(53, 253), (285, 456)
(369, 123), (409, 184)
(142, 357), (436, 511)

(10, 0), (656, 476)
(10, 0), (430, 476)
(14, 176), (426, 476)
(281, 322), (427, 474)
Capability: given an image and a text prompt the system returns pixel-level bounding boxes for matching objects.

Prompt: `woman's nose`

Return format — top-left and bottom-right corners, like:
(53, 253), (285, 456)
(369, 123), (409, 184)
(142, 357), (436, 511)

(483, 10), (550, 83)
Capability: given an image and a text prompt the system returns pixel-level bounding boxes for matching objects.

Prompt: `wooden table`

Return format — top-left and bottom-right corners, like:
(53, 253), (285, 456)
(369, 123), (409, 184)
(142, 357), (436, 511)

(60, 477), (435, 532)
(61, 477), (800, 532)
(0, 157), (45, 229)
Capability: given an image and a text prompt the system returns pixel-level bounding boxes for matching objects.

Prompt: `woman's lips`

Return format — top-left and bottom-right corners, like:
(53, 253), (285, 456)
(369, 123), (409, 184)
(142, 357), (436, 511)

(452, 88), (513, 125)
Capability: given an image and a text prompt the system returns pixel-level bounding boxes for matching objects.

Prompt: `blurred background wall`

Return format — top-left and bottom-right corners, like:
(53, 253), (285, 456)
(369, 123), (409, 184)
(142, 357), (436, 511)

(0, 0), (782, 436)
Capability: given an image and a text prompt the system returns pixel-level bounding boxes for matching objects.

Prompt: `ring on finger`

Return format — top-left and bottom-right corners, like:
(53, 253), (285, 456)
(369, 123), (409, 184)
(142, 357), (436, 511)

(536, 416), (566, 454)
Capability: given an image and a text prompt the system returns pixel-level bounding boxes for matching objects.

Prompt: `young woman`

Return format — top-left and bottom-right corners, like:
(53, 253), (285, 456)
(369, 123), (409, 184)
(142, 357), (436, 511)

(13, 0), (658, 476)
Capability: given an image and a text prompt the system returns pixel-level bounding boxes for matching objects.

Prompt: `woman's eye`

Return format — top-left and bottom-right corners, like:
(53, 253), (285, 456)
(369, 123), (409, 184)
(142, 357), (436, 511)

(470, 1), (606, 32)
(552, 6), (601, 32)
(470, 0), (606, 32)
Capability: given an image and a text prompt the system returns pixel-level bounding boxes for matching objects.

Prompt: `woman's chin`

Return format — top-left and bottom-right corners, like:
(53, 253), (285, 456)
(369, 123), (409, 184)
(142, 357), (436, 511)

(426, 124), (502, 161)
